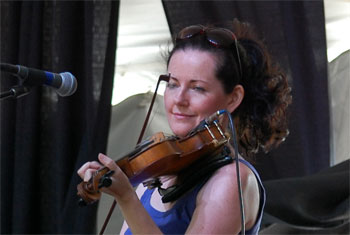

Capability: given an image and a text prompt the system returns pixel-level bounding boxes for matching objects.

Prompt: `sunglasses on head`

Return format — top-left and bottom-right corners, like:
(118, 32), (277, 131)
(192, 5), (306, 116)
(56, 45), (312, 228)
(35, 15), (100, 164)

(176, 25), (242, 78)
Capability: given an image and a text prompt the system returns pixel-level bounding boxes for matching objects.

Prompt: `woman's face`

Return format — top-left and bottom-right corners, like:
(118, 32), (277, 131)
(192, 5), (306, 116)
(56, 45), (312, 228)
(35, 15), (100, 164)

(164, 49), (236, 137)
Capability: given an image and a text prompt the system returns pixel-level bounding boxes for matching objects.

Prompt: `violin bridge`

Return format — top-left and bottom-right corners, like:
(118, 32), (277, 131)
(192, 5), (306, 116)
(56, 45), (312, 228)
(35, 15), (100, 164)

(204, 125), (219, 147)
(205, 122), (228, 147)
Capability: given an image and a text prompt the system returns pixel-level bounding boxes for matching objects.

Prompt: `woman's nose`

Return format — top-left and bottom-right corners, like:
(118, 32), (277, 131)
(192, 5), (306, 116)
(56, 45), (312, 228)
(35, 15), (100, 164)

(174, 88), (189, 106)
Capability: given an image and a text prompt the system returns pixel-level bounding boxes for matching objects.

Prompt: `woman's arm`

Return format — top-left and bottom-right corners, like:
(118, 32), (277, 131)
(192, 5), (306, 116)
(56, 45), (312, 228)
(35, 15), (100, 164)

(114, 189), (162, 234)
(119, 183), (150, 234)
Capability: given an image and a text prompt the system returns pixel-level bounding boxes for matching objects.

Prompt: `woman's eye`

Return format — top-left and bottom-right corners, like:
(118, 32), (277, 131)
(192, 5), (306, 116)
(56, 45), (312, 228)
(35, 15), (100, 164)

(167, 82), (178, 89)
(193, 86), (206, 92)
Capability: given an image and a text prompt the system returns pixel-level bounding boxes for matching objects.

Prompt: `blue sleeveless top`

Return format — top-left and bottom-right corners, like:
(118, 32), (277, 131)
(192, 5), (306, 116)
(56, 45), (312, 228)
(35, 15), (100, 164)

(125, 159), (266, 234)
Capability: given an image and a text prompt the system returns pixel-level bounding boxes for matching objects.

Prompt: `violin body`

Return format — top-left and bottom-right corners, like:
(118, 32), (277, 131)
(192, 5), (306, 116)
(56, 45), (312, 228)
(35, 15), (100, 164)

(77, 121), (229, 205)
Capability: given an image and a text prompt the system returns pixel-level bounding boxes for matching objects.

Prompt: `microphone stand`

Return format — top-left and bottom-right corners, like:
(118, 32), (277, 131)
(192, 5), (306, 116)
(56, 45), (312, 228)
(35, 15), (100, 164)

(0, 62), (31, 100)
(0, 86), (31, 100)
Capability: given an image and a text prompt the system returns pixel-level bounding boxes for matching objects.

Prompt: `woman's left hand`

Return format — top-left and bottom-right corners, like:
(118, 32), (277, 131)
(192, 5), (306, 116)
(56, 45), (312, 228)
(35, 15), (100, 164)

(77, 153), (135, 202)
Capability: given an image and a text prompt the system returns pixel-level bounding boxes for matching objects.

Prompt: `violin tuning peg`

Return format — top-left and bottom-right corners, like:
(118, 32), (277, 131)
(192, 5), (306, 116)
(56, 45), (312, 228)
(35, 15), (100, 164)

(98, 170), (115, 189)
(98, 177), (112, 188)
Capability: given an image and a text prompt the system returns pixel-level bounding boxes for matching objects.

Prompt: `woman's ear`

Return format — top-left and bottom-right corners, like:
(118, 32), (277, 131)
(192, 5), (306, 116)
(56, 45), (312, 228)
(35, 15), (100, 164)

(226, 85), (244, 113)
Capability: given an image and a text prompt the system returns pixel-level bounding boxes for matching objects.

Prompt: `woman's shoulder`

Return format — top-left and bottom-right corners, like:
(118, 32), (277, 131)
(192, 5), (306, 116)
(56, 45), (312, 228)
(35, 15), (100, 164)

(195, 159), (261, 229)
(201, 158), (259, 193)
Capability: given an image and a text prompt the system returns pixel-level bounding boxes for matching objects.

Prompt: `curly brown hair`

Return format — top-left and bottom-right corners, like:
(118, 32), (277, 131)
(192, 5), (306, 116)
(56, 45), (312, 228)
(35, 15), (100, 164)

(229, 19), (292, 157)
(167, 19), (292, 158)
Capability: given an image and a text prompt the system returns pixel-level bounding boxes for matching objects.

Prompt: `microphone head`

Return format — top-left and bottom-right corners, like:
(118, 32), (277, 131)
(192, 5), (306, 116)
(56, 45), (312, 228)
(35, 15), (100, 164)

(57, 72), (77, 96)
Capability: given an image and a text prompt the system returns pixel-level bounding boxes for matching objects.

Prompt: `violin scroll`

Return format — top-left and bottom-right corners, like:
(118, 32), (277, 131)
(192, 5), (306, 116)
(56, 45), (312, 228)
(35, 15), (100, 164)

(77, 167), (115, 206)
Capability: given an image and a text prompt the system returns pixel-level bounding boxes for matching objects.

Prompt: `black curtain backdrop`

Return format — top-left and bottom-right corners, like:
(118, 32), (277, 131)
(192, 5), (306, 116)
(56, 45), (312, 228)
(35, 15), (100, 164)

(0, 1), (119, 234)
(162, 0), (330, 180)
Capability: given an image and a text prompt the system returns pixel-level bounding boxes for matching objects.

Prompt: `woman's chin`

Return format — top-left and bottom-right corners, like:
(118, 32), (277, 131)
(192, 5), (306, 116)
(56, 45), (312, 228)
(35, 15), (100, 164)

(171, 125), (193, 137)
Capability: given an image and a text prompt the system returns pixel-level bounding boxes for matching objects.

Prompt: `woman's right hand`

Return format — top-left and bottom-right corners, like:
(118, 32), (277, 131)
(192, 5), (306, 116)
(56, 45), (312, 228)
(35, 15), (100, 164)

(77, 153), (135, 202)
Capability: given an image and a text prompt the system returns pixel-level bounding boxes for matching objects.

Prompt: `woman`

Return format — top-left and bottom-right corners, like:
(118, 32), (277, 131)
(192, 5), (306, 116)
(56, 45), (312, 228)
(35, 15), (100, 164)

(78, 19), (292, 234)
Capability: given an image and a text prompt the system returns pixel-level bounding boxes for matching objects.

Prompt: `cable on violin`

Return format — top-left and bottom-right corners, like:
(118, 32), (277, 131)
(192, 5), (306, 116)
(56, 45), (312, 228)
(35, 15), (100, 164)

(220, 109), (246, 235)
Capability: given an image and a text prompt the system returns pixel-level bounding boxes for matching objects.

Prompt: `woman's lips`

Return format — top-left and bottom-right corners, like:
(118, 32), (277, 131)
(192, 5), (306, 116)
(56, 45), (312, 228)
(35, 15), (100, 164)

(172, 112), (195, 120)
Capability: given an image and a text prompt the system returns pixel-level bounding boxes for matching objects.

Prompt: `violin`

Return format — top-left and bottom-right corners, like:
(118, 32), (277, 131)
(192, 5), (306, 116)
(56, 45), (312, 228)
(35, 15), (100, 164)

(77, 119), (230, 206)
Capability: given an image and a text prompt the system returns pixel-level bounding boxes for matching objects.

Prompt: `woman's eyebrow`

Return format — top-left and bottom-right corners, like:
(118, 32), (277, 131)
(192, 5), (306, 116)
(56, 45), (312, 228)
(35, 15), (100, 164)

(168, 76), (209, 85)
(189, 79), (209, 85)
(169, 75), (178, 81)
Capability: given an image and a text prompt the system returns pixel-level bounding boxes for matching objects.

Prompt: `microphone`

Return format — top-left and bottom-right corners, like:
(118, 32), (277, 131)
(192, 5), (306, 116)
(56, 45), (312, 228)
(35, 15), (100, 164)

(0, 63), (77, 97)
